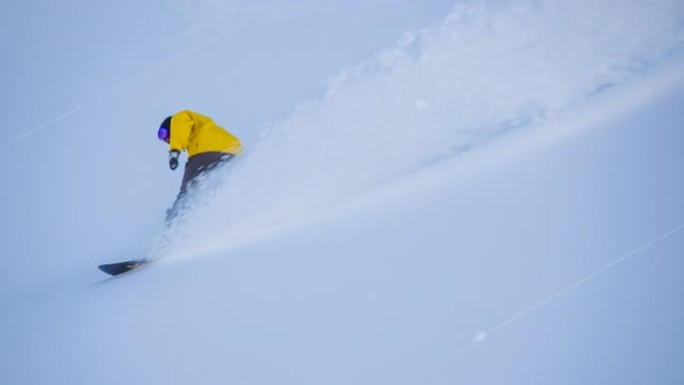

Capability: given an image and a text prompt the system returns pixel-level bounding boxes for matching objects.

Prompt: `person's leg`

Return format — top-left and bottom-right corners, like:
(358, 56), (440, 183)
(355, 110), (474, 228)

(166, 152), (234, 222)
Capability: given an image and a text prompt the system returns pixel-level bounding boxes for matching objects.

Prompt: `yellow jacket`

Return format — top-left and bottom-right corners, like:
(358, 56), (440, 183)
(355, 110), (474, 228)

(169, 110), (242, 157)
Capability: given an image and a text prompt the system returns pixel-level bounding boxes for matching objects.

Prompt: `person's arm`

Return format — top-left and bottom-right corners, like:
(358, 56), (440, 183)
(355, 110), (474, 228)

(168, 111), (193, 170)
(169, 110), (193, 153)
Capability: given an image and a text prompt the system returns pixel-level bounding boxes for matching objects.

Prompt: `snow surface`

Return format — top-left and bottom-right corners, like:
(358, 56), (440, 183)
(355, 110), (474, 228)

(1, 1), (684, 384)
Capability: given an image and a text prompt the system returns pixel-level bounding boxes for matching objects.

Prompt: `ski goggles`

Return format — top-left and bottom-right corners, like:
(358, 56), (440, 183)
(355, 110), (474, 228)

(157, 126), (170, 143)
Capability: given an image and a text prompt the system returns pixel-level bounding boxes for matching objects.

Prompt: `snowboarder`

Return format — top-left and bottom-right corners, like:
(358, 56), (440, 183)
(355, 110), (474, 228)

(157, 110), (242, 221)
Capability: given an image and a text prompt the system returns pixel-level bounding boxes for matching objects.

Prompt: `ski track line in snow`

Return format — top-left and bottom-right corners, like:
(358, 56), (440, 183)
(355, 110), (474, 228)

(0, 27), (236, 150)
(474, 223), (684, 343)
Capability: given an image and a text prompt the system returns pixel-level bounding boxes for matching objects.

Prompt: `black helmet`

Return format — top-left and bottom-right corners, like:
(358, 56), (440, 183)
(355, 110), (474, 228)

(157, 116), (172, 143)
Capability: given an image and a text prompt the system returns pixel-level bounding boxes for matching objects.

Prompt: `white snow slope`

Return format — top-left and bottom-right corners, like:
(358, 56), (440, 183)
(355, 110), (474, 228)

(1, 1), (684, 384)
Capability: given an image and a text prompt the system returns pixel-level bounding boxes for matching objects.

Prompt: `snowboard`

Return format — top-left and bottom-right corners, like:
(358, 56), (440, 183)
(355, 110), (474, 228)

(98, 258), (149, 276)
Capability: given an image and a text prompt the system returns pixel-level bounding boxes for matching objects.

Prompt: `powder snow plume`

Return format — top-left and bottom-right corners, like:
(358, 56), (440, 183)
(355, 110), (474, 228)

(154, 0), (684, 259)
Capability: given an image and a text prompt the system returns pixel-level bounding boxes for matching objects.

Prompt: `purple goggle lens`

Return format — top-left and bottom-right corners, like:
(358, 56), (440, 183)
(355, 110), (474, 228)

(157, 126), (170, 142)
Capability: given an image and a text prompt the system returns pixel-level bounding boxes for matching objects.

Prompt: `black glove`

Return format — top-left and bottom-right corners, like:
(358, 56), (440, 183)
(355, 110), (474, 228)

(169, 150), (180, 170)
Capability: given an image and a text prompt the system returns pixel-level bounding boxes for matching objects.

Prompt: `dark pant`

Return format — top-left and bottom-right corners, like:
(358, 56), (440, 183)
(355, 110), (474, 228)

(166, 152), (235, 222)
